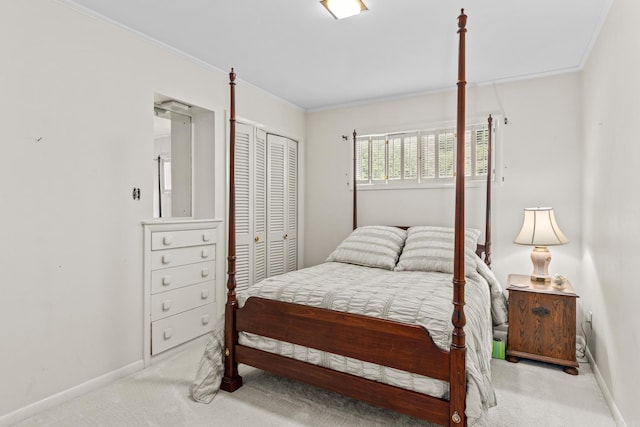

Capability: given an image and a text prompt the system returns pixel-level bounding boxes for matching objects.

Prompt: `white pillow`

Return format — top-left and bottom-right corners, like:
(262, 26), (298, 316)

(394, 226), (481, 275)
(326, 226), (407, 270)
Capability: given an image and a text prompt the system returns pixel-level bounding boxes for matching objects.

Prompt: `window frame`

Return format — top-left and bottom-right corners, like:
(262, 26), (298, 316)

(353, 119), (497, 190)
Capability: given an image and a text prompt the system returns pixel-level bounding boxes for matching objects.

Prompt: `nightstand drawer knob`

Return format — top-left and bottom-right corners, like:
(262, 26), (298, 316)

(532, 306), (550, 317)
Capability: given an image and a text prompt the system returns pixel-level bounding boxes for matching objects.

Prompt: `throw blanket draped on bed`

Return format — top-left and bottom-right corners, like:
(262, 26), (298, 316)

(192, 258), (506, 426)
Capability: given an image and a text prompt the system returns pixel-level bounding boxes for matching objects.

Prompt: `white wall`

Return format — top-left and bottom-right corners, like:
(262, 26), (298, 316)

(582, 0), (640, 424)
(305, 73), (583, 292)
(0, 0), (304, 421)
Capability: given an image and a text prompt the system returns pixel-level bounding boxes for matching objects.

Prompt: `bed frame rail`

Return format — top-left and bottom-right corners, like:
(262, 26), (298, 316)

(236, 345), (451, 426)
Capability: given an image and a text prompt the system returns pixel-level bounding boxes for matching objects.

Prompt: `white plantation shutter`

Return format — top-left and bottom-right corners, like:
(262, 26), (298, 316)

(420, 133), (436, 179)
(371, 137), (386, 181)
(474, 128), (489, 176)
(355, 138), (369, 181)
(438, 132), (455, 178)
(403, 134), (418, 180)
(387, 136), (402, 180)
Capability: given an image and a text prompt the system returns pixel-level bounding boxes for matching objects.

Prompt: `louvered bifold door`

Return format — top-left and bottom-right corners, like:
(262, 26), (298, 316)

(266, 135), (287, 277)
(266, 134), (298, 277)
(285, 138), (298, 272)
(234, 122), (253, 293)
(253, 129), (267, 284)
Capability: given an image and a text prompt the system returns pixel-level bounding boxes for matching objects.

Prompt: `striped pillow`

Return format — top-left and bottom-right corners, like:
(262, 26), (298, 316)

(326, 226), (407, 270)
(394, 226), (480, 275)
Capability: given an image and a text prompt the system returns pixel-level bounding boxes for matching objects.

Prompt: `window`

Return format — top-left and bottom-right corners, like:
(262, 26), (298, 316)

(355, 121), (492, 187)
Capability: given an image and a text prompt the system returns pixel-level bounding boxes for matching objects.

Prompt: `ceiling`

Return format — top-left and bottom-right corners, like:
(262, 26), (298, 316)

(63, 0), (612, 111)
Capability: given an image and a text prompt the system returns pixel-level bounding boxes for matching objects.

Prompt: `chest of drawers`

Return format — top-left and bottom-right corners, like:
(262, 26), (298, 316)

(143, 220), (221, 363)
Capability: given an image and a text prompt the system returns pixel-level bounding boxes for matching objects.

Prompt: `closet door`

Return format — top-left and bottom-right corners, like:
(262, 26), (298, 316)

(253, 129), (267, 284)
(266, 134), (298, 277)
(234, 122), (252, 293)
(234, 124), (267, 293)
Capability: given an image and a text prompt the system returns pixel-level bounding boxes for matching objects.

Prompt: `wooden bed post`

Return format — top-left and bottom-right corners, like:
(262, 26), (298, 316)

(352, 129), (357, 230)
(221, 68), (243, 392)
(450, 9), (467, 426)
(484, 114), (493, 268)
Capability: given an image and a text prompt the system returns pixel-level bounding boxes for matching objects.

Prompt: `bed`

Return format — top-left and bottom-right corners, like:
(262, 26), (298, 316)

(192, 10), (507, 426)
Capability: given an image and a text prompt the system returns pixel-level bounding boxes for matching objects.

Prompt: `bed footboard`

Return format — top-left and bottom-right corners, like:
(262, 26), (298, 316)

(223, 297), (464, 426)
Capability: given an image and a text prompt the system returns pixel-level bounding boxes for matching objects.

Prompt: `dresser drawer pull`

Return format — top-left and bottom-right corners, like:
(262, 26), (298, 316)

(202, 232), (210, 242)
(162, 276), (172, 286)
(201, 289), (209, 300)
(201, 268), (209, 278)
(201, 249), (209, 259)
(162, 300), (172, 311)
(164, 328), (173, 340)
(202, 315), (210, 325)
(162, 255), (171, 264)
(532, 306), (550, 317)
(163, 235), (173, 246)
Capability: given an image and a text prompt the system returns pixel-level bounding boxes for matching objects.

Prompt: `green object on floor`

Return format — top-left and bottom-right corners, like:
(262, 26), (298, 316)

(492, 339), (505, 359)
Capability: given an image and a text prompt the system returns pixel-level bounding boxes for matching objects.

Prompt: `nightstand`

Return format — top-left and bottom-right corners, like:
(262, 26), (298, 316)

(506, 274), (579, 375)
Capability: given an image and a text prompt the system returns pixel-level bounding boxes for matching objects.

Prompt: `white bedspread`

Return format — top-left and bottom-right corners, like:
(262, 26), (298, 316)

(192, 259), (505, 426)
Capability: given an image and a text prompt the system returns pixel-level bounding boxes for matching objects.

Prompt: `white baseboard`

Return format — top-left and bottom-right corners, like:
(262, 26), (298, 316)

(587, 347), (627, 427)
(0, 360), (144, 427)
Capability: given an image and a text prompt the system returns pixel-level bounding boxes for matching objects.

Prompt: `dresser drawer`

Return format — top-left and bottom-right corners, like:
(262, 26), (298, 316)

(151, 261), (215, 294)
(151, 304), (214, 355)
(150, 245), (215, 270)
(151, 280), (215, 321)
(151, 229), (215, 250)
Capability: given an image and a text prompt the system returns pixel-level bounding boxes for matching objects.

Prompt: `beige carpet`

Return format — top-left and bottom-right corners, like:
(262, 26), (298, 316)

(14, 337), (615, 427)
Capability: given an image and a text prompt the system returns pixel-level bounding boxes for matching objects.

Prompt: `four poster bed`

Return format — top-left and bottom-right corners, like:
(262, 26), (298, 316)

(192, 10), (508, 427)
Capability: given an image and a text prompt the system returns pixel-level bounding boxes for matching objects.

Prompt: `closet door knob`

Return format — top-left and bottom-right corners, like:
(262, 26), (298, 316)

(283, 234), (288, 240)
(255, 236), (260, 242)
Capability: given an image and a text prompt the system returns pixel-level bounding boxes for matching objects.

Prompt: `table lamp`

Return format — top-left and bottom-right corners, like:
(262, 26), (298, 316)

(514, 207), (568, 282)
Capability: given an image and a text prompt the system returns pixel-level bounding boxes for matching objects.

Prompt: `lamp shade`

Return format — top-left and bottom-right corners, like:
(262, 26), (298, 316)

(514, 207), (568, 246)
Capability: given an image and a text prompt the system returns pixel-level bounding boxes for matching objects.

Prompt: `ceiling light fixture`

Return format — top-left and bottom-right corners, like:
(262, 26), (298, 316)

(320, 0), (368, 20)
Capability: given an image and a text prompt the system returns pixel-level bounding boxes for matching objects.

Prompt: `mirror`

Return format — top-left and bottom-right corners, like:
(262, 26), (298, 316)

(153, 101), (192, 218)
